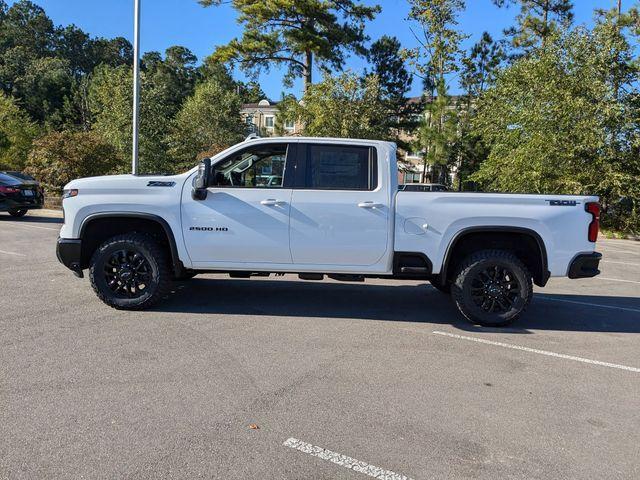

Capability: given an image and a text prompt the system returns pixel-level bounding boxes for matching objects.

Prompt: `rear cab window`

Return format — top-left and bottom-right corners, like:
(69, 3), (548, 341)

(296, 143), (378, 191)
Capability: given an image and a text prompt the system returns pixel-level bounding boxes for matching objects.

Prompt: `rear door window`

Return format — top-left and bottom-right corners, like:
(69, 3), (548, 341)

(298, 144), (377, 191)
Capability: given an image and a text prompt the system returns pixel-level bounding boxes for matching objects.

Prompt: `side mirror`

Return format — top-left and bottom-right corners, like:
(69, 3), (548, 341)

(192, 158), (211, 200)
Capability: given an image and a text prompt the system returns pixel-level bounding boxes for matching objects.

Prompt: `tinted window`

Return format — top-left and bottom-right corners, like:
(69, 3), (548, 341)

(305, 145), (376, 190)
(211, 144), (287, 188)
(2, 171), (33, 181)
(0, 173), (20, 185)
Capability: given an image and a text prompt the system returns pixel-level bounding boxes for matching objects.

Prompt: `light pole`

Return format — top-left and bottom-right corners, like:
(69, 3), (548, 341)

(132, 0), (141, 175)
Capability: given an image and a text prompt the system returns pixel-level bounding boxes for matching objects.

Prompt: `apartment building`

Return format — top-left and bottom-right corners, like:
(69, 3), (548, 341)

(240, 99), (301, 136)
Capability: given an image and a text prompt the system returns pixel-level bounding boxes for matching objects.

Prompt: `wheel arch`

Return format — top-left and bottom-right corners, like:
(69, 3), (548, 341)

(440, 226), (550, 287)
(79, 212), (185, 276)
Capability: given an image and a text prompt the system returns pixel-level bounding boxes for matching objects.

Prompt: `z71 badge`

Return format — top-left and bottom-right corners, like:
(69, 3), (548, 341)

(189, 226), (229, 232)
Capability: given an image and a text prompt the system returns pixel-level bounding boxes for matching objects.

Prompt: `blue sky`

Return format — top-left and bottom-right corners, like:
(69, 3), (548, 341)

(12, 0), (619, 98)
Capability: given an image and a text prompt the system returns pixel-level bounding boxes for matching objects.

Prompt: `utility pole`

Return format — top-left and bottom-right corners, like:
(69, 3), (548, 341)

(132, 0), (141, 175)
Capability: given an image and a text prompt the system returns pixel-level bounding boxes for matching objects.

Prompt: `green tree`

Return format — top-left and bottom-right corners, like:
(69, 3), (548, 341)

(89, 37), (133, 68)
(0, 1), (75, 125)
(368, 36), (412, 102)
(471, 26), (639, 231)
(25, 130), (119, 193)
(456, 32), (505, 189)
(199, 0), (380, 91)
(405, 0), (467, 184)
(170, 78), (245, 170)
(493, 0), (573, 50)
(89, 64), (176, 174)
(144, 46), (198, 108)
(0, 93), (39, 170)
(88, 64), (132, 159)
(590, 4), (640, 232)
(281, 71), (387, 139)
(367, 35), (416, 150)
(461, 32), (504, 97)
(238, 80), (267, 103)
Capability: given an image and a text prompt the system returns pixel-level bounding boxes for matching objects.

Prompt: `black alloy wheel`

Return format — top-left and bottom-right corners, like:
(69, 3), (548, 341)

(469, 264), (520, 313)
(89, 233), (171, 310)
(452, 249), (533, 327)
(104, 249), (152, 298)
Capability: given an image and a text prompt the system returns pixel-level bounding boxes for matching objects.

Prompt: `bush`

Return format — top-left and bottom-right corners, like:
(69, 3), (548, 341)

(25, 131), (121, 193)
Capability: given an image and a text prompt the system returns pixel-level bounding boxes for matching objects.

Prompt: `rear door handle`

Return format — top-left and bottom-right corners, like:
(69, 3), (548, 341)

(261, 199), (285, 206)
(358, 201), (382, 209)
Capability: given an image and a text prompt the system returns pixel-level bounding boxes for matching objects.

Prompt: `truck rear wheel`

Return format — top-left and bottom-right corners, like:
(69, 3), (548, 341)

(451, 249), (532, 327)
(89, 233), (171, 310)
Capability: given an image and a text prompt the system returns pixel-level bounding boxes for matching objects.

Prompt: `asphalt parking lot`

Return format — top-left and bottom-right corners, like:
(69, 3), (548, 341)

(1, 211), (639, 480)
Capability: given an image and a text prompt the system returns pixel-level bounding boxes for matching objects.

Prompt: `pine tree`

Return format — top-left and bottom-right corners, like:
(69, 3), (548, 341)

(199, 0), (380, 91)
(404, 0), (467, 184)
(493, 0), (573, 50)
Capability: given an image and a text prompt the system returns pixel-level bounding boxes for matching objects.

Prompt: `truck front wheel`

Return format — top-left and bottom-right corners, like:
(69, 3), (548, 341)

(89, 233), (171, 310)
(451, 250), (532, 327)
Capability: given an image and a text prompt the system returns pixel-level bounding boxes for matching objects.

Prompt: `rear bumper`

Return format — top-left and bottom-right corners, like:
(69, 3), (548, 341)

(568, 252), (602, 279)
(0, 194), (44, 211)
(56, 238), (83, 278)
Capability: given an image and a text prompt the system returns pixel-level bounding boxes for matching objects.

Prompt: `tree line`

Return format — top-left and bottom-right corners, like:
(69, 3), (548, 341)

(0, 0), (638, 232)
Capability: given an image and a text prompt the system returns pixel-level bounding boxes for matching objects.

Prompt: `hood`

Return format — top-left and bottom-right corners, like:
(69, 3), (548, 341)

(64, 173), (190, 192)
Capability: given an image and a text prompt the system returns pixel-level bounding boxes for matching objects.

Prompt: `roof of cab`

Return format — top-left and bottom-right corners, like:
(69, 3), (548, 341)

(244, 135), (396, 148)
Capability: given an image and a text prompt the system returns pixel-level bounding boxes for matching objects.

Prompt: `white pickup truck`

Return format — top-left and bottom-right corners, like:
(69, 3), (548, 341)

(57, 137), (602, 326)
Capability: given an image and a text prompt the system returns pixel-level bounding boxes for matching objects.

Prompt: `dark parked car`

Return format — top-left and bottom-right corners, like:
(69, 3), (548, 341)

(0, 172), (44, 217)
(399, 183), (449, 192)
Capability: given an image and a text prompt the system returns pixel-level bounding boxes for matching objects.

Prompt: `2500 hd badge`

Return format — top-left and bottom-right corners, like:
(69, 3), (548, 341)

(190, 226), (229, 232)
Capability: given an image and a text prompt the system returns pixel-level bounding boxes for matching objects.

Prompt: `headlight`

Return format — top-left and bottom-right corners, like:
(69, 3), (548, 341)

(62, 189), (79, 199)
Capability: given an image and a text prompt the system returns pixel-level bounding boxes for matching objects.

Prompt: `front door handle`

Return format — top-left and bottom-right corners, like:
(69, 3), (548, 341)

(261, 199), (285, 206)
(358, 201), (382, 209)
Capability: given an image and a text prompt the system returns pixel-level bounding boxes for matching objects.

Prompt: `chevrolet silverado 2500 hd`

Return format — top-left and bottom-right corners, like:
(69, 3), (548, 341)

(56, 137), (602, 326)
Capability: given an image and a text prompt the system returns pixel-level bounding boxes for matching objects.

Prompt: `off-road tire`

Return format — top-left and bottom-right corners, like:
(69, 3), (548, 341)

(8, 208), (28, 217)
(89, 233), (171, 310)
(451, 249), (533, 327)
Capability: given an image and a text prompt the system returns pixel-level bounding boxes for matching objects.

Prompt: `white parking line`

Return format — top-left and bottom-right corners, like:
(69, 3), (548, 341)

(600, 247), (639, 255)
(601, 260), (640, 267)
(598, 277), (640, 285)
(2, 222), (59, 231)
(537, 296), (640, 314)
(283, 437), (414, 480)
(0, 249), (26, 257)
(432, 331), (640, 373)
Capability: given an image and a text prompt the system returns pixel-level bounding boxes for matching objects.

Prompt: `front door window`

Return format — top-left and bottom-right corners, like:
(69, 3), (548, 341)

(212, 144), (287, 188)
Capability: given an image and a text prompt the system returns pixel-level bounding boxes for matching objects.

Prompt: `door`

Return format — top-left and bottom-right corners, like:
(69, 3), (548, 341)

(289, 143), (390, 266)
(182, 142), (294, 265)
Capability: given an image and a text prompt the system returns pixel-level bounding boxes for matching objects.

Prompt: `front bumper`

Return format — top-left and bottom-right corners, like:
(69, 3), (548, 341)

(56, 238), (83, 278)
(568, 252), (602, 279)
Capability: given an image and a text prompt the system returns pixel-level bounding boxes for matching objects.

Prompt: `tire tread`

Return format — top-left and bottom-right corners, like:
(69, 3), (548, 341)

(451, 249), (533, 327)
(89, 233), (171, 310)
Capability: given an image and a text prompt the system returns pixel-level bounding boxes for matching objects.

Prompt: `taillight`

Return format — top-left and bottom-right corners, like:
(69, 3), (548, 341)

(585, 202), (600, 242)
(0, 186), (20, 194)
